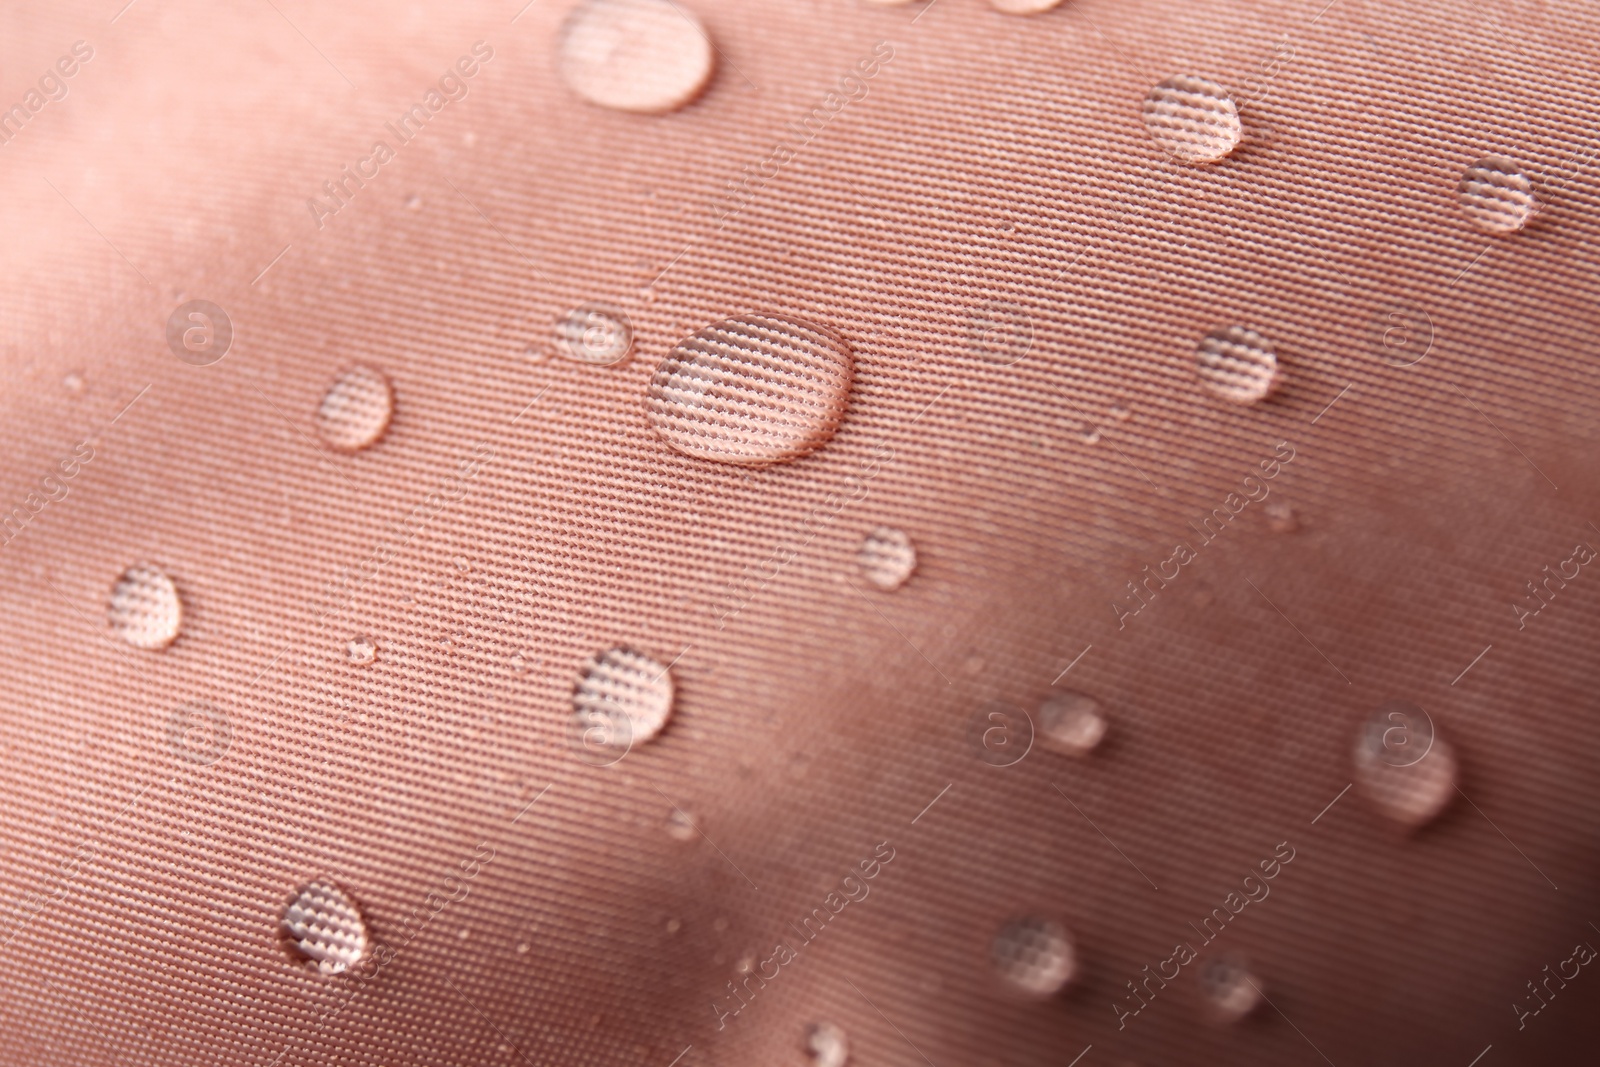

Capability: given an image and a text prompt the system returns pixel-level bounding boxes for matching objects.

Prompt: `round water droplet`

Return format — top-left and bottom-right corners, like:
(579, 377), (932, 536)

(282, 881), (369, 976)
(858, 527), (916, 590)
(558, 0), (716, 114)
(108, 564), (182, 649)
(556, 304), (633, 365)
(992, 917), (1075, 995)
(804, 1022), (850, 1067)
(645, 314), (854, 466)
(988, 0), (1066, 12)
(572, 647), (674, 765)
(1353, 700), (1456, 828)
(1458, 156), (1538, 233)
(1201, 958), (1262, 1022)
(1143, 75), (1242, 164)
(1195, 326), (1278, 404)
(1038, 691), (1106, 756)
(1265, 501), (1298, 533)
(315, 366), (393, 452)
(666, 808), (697, 841)
(347, 636), (376, 666)
(64, 372), (86, 394)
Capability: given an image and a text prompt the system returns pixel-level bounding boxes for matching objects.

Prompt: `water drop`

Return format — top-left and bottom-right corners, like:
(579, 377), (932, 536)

(282, 881), (369, 976)
(1458, 156), (1538, 234)
(558, 0), (716, 114)
(64, 372), (86, 394)
(510, 652), (528, 673)
(572, 647), (674, 764)
(665, 917), (682, 934)
(666, 808), (697, 841)
(1265, 501), (1298, 533)
(1195, 326), (1278, 404)
(1352, 700), (1456, 828)
(108, 564), (182, 649)
(1038, 691), (1106, 756)
(858, 527), (916, 590)
(645, 314), (853, 466)
(1143, 75), (1242, 164)
(1200, 958), (1262, 1022)
(346, 636), (376, 666)
(804, 1022), (850, 1067)
(315, 366), (393, 452)
(403, 193), (423, 211)
(988, 0), (1066, 11)
(992, 917), (1075, 995)
(556, 304), (633, 366)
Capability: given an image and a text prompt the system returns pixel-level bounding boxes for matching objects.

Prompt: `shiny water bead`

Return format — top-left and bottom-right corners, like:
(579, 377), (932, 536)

(1352, 701), (1457, 828)
(558, 0), (715, 114)
(858, 527), (916, 590)
(1038, 691), (1106, 755)
(1143, 75), (1242, 163)
(1458, 156), (1538, 233)
(992, 917), (1075, 995)
(108, 564), (182, 649)
(555, 304), (633, 365)
(804, 1022), (850, 1067)
(574, 647), (675, 746)
(315, 366), (393, 452)
(346, 636), (376, 666)
(282, 881), (369, 976)
(988, 0), (1067, 11)
(1201, 957), (1262, 1022)
(645, 314), (854, 465)
(1194, 326), (1278, 404)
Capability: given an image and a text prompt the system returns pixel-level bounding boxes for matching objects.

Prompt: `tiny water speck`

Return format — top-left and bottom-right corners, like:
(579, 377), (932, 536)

(804, 1022), (850, 1067)
(282, 881), (369, 976)
(1458, 157), (1538, 234)
(993, 917), (1075, 995)
(1143, 75), (1242, 163)
(1195, 326), (1278, 404)
(558, 0), (715, 114)
(859, 527), (917, 590)
(347, 637), (376, 666)
(108, 564), (182, 650)
(1038, 691), (1106, 756)
(315, 366), (393, 452)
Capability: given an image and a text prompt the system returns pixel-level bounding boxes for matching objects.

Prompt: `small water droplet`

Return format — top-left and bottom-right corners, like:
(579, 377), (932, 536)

(108, 564), (182, 649)
(1080, 425), (1103, 445)
(1038, 691), (1105, 756)
(666, 808), (697, 841)
(453, 556), (471, 573)
(804, 1022), (850, 1067)
(1265, 501), (1298, 533)
(558, 0), (716, 114)
(1109, 404), (1132, 422)
(555, 304), (633, 366)
(510, 652), (528, 673)
(572, 647), (674, 764)
(645, 314), (854, 466)
(347, 636), (376, 666)
(1353, 700), (1456, 828)
(282, 881), (369, 976)
(1458, 156), (1538, 234)
(992, 917), (1075, 995)
(987, 0), (1066, 12)
(1201, 957), (1262, 1022)
(858, 527), (916, 590)
(1143, 75), (1242, 163)
(517, 940), (532, 954)
(315, 366), (394, 452)
(665, 917), (682, 934)
(403, 193), (423, 211)
(1195, 326), (1278, 404)
(64, 372), (86, 394)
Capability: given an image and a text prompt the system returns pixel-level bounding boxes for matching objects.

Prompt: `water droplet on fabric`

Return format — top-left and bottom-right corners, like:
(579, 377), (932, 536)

(992, 917), (1075, 995)
(315, 366), (394, 452)
(558, 0), (716, 114)
(987, 0), (1066, 12)
(556, 304), (633, 366)
(1143, 75), (1242, 163)
(1195, 326), (1278, 404)
(347, 636), (376, 666)
(1353, 700), (1456, 828)
(64, 372), (86, 394)
(1458, 156), (1538, 233)
(1038, 691), (1106, 755)
(108, 564), (182, 649)
(645, 314), (854, 466)
(572, 647), (674, 764)
(1265, 501), (1298, 533)
(282, 881), (369, 976)
(1201, 958), (1262, 1022)
(666, 808), (697, 841)
(859, 527), (916, 590)
(804, 1022), (850, 1067)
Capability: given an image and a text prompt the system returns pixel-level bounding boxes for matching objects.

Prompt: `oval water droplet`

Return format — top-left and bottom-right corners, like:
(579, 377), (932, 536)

(666, 807), (697, 841)
(858, 527), (916, 590)
(282, 881), (369, 976)
(1201, 958), (1262, 1022)
(108, 564), (182, 649)
(1458, 156), (1538, 234)
(1265, 501), (1299, 533)
(1195, 326), (1278, 404)
(645, 314), (854, 466)
(347, 636), (376, 666)
(804, 1022), (850, 1067)
(1143, 75), (1242, 163)
(992, 917), (1075, 995)
(556, 304), (633, 366)
(988, 0), (1066, 12)
(1353, 700), (1456, 828)
(1038, 691), (1106, 756)
(315, 366), (393, 452)
(572, 647), (674, 765)
(558, 0), (716, 114)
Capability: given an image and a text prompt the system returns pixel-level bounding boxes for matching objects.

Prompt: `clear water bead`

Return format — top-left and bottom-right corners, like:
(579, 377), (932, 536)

(1038, 691), (1106, 755)
(1353, 700), (1457, 828)
(347, 637), (376, 666)
(555, 304), (633, 365)
(859, 527), (917, 590)
(1143, 75), (1243, 163)
(804, 1022), (850, 1067)
(315, 366), (394, 452)
(992, 917), (1075, 995)
(572, 647), (675, 764)
(282, 881), (369, 976)
(1201, 958), (1262, 1022)
(1195, 326), (1278, 404)
(108, 564), (182, 649)
(558, 0), (716, 114)
(645, 314), (854, 466)
(1458, 156), (1538, 234)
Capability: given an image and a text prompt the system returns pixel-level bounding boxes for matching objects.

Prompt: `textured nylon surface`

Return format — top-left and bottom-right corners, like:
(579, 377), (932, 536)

(1, 0), (1598, 1065)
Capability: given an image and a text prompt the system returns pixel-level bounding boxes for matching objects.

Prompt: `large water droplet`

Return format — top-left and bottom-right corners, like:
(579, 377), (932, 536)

(1038, 691), (1106, 756)
(992, 917), (1075, 995)
(558, 0), (716, 114)
(572, 647), (674, 764)
(1458, 156), (1538, 234)
(108, 564), (182, 649)
(1195, 326), (1278, 404)
(315, 366), (393, 452)
(858, 527), (916, 590)
(1200, 958), (1262, 1022)
(1143, 75), (1242, 163)
(804, 1022), (850, 1067)
(282, 881), (369, 976)
(1352, 700), (1456, 828)
(645, 314), (854, 466)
